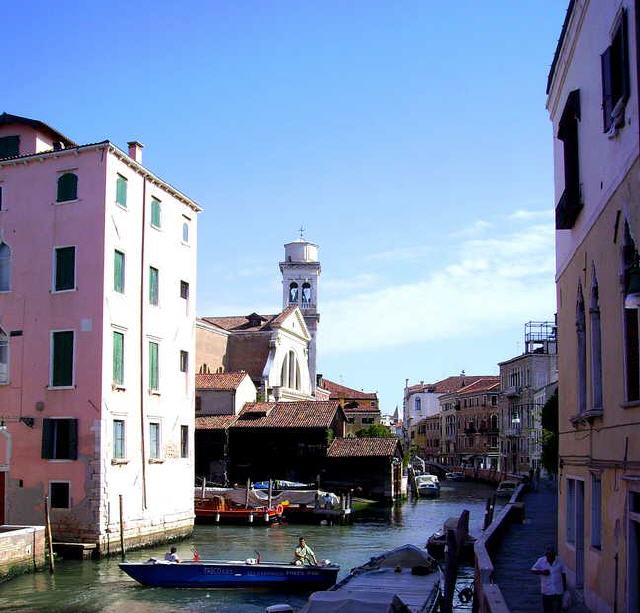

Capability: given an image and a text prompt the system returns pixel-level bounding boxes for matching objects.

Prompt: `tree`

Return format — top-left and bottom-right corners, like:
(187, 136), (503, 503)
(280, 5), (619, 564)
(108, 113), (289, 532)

(355, 424), (396, 438)
(540, 389), (559, 474)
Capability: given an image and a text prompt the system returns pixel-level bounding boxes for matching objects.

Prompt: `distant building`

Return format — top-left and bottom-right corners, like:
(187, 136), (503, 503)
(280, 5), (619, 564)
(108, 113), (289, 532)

(0, 113), (199, 550)
(547, 1), (640, 608)
(195, 371), (257, 416)
(317, 376), (380, 435)
(196, 307), (314, 401)
(497, 322), (557, 474)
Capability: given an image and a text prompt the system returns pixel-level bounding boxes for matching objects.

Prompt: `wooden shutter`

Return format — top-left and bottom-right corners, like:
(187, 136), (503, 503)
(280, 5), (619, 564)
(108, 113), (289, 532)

(114, 251), (125, 292)
(52, 331), (74, 386)
(68, 419), (78, 460)
(116, 175), (127, 207)
(601, 47), (613, 132)
(620, 8), (630, 102)
(42, 418), (54, 458)
(151, 199), (161, 227)
(57, 173), (78, 202)
(149, 267), (159, 305)
(55, 247), (75, 291)
(113, 332), (124, 385)
(149, 342), (159, 390)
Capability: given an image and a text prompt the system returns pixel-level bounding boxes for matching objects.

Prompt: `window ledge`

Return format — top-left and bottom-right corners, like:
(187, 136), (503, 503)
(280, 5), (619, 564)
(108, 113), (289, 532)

(148, 390), (161, 396)
(111, 458), (129, 465)
(51, 288), (77, 294)
(621, 400), (640, 410)
(151, 224), (162, 231)
(148, 458), (164, 464)
(569, 409), (603, 426)
(53, 199), (81, 206)
(112, 384), (126, 392)
(115, 202), (128, 211)
(47, 385), (75, 391)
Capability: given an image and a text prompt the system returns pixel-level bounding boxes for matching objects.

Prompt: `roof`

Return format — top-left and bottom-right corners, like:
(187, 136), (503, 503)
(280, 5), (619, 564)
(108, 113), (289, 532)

(456, 377), (501, 396)
(343, 405), (381, 414)
(201, 306), (299, 333)
(327, 437), (401, 458)
(407, 375), (488, 395)
(196, 371), (249, 391)
(195, 415), (238, 430)
(546, 0), (576, 94)
(233, 400), (341, 429)
(0, 112), (77, 147)
(322, 378), (377, 400)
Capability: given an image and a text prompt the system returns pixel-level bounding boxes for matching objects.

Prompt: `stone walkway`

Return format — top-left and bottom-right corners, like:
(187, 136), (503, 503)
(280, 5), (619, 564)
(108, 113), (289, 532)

(491, 478), (590, 613)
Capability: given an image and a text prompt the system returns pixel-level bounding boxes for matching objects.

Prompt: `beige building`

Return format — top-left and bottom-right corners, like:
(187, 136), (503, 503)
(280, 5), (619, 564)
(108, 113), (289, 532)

(547, 1), (640, 610)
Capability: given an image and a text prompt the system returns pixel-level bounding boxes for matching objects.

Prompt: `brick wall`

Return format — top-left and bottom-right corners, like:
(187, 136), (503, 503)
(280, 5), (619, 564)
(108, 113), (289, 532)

(0, 526), (45, 582)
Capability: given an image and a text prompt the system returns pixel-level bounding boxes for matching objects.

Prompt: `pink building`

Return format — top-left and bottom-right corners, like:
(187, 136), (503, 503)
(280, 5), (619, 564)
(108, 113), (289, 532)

(0, 113), (200, 553)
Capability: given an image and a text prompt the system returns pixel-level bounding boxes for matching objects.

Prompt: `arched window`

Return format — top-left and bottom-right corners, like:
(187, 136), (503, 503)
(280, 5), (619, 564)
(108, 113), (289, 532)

(0, 243), (10, 291)
(590, 270), (603, 411)
(0, 327), (8, 384)
(622, 222), (640, 400)
(289, 282), (299, 304)
(576, 283), (587, 415)
(182, 222), (189, 243)
(302, 282), (311, 306)
(415, 397), (421, 411)
(281, 350), (301, 390)
(57, 173), (78, 202)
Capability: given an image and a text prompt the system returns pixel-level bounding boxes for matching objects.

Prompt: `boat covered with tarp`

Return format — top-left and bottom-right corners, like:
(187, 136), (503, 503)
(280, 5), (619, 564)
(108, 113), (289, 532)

(298, 544), (440, 612)
(119, 558), (340, 589)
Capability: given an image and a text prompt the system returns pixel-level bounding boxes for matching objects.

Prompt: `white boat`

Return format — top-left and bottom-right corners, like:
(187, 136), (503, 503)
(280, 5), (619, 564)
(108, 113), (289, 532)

(299, 544), (440, 612)
(416, 474), (440, 498)
(495, 479), (519, 498)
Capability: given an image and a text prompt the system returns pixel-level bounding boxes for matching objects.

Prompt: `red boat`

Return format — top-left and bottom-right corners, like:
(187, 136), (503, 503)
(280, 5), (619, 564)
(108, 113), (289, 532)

(195, 494), (284, 524)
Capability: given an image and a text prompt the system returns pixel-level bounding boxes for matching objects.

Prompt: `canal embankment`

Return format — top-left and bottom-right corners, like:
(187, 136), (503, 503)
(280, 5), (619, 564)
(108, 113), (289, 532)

(0, 526), (45, 582)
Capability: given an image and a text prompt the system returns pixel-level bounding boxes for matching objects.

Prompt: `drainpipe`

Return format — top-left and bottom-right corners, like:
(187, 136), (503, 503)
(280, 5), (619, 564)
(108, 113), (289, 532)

(139, 177), (148, 509)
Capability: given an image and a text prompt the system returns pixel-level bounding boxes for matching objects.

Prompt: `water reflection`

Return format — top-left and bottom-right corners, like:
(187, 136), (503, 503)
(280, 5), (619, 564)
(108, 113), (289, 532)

(0, 482), (497, 612)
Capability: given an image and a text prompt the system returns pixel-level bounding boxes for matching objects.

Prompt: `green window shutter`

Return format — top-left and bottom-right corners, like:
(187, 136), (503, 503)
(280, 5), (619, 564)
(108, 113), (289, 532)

(113, 332), (124, 385)
(57, 173), (78, 202)
(55, 247), (75, 291)
(52, 331), (74, 387)
(151, 199), (161, 227)
(113, 420), (125, 459)
(116, 175), (127, 207)
(42, 418), (54, 459)
(149, 342), (159, 390)
(149, 267), (159, 305)
(114, 251), (125, 293)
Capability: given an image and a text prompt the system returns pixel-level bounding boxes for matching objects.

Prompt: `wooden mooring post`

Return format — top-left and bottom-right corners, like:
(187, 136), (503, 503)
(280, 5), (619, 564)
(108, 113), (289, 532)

(44, 495), (55, 574)
(442, 509), (470, 613)
(245, 478), (251, 508)
(408, 466), (418, 497)
(267, 479), (273, 509)
(119, 494), (126, 561)
(483, 494), (496, 530)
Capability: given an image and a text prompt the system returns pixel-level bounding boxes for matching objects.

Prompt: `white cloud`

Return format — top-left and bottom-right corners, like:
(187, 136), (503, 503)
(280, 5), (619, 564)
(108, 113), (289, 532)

(508, 209), (553, 221)
(323, 273), (379, 294)
(321, 215), (555, 354)
(450, 219), (493, 238)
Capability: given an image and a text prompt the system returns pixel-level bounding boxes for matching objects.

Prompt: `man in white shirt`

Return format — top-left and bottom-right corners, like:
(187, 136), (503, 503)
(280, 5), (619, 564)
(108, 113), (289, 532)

(531, 545), (567, 613)
(164, 546), (180, 563)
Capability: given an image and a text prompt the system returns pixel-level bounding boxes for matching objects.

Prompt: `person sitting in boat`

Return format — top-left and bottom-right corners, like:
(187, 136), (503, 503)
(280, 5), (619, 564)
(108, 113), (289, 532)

(294, 537), (318, 566)
(164, 546), (180, 563)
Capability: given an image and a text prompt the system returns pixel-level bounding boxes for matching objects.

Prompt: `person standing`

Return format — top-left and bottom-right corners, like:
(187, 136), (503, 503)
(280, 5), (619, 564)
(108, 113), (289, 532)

(530, 545), (567, 613)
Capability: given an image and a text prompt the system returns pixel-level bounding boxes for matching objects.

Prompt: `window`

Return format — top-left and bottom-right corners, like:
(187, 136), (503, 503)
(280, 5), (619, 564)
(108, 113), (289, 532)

(149, 422), (160, 459)
(180, 280), (189, 300)
(0, 185), (3, 210)
(556, 90), (582, 230)
(289, 282), (299, 303)
(113, 331), (124, 386)
(302, 282), (311, 306)
(0, 329), (8, 384)
(591, 475), (602, 549)
(149, 341), (159, 391)
(182, 217), (190, 243)
(180, 350), (189, 373)
(114, 250), (125, 293)
(601, 9), (630, 133)
(567, 478), (576, 544)
(576, 284), (587, 415)
(195, 395), (202, 412)
(151, 198), (161, 228)
(53, 246), (75, 292)
(590, 273), (603, 411)
(149, 267), (159, 305)
(57, 173), (78, 202)
(50, 482), (70, 509)
(113, 420), (125, 459)
(0, 242), (11, 291)
(280, 351), (300, 389)
(623, 223), (640, 401)
(116, 174), (127, 207)
(51, 330), (74, 387)
(181, 425), (189, 458)
(0, 135), (19, 159)
(42, 418), (78, 460)
(362, 417), (374, 425)
(347, 417), (355, 424)
(415, 397), (421, 412)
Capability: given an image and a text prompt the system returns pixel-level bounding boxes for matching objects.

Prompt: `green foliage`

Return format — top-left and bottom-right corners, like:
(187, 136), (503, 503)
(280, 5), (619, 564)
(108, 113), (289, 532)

(325, 428), (335, 446)
(355, 424), (396, 438)
(541, 389), (559, 474)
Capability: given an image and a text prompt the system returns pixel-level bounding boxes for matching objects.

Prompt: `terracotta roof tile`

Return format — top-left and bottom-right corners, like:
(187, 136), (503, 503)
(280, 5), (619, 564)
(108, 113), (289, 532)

(196, 371), (249, 391)
(407, 375), (491, 395)
(195, 415), (238, 430)
(232, 400), (341, 429)
(322, 378), (378, 400)
(456, 377), (500, 395)
(327, 437), (401, 458)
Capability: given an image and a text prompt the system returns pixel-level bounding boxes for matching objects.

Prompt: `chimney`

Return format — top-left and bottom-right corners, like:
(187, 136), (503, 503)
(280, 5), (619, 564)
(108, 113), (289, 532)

(127, 141), (144, 163)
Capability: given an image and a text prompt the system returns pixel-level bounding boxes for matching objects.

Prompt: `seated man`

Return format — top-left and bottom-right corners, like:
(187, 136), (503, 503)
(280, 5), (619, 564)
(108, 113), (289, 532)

(164, 546), (180, 563)
(294, 536), (318, 566)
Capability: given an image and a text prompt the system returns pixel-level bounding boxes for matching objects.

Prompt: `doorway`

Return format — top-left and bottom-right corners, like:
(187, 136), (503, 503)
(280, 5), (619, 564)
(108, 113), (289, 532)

(576, 479), (585, 589)
(628, 491), (640, 613)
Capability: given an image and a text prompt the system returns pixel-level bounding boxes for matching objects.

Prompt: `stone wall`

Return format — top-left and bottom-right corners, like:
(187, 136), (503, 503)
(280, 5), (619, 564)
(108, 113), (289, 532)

(0, 526), (45, 582)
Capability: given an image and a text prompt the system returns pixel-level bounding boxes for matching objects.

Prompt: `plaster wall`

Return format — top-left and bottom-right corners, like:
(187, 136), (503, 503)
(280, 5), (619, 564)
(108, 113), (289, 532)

(195, 323), (228, 374)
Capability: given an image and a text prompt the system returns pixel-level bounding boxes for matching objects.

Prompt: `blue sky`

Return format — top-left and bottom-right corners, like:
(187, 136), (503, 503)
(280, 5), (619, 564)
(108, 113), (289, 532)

(4, 1), (566, 413)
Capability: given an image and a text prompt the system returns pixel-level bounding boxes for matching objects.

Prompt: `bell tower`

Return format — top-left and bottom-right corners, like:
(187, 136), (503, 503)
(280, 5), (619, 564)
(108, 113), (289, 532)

(279, 231), (321, 391)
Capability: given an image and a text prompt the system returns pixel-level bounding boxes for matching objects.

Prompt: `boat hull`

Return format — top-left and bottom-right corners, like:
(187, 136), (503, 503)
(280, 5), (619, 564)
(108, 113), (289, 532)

(119, 561), (339, 589)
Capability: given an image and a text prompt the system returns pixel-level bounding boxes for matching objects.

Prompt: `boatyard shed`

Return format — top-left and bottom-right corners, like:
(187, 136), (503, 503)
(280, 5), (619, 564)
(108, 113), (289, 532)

(325, 437), (403, 499)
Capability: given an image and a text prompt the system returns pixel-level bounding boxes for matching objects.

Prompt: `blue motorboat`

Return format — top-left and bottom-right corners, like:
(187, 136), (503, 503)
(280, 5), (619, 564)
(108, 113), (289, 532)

(119, 559), (340, 589)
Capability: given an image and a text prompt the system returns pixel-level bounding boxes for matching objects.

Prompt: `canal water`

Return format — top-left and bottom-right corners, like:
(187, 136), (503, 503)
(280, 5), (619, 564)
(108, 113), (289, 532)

(0, 481), (497, 613)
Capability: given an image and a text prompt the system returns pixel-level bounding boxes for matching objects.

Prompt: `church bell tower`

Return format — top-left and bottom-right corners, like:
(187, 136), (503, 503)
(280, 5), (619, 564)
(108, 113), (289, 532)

(279, 232), (320, 391)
